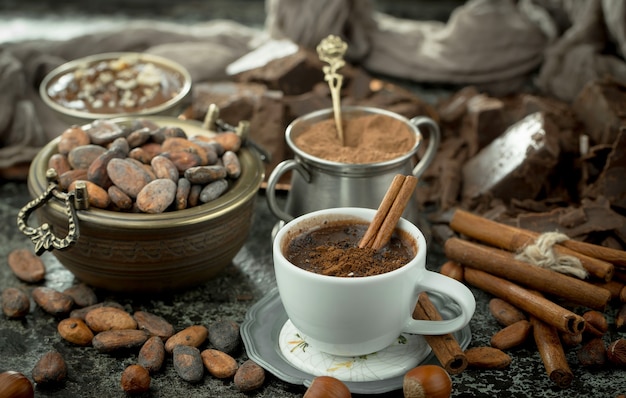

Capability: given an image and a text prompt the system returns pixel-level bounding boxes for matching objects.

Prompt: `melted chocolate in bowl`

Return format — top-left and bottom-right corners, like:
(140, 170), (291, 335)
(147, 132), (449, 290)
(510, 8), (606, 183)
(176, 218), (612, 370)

(46, 54), (185, 114)
(284, 221), (415, 277)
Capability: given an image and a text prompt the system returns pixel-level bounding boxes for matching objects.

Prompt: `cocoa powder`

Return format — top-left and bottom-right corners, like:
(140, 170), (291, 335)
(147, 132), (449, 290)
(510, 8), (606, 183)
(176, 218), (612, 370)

(285, 222), (414, 277)
(294, 114), (415, 163)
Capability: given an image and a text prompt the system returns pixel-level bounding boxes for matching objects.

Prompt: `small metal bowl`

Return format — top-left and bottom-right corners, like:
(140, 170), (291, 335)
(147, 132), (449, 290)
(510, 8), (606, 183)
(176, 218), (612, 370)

(40, 52), (192, 126)
(22, 117), (264, 293)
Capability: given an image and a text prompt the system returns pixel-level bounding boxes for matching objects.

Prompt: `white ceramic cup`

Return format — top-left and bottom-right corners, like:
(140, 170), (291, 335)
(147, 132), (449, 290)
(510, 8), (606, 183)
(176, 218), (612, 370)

(273, 207), (476, 357)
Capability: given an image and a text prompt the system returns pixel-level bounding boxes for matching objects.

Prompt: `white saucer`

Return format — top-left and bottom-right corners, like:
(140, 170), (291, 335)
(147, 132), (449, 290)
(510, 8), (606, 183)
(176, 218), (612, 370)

(278, 319), (431, 382)
(241, 288), (472, 394)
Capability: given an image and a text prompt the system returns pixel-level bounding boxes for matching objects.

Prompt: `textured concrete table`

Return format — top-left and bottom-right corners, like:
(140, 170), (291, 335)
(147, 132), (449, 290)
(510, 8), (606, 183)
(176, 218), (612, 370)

(0, 181), (623, 397)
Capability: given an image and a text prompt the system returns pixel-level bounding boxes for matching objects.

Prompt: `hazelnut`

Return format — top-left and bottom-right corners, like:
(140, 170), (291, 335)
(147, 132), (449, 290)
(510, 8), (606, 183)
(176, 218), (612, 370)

(304, 376), (351, 398)
(0, 371), (34, 398)
(607, 339), (626, 366)
(403, 365), (452, 398)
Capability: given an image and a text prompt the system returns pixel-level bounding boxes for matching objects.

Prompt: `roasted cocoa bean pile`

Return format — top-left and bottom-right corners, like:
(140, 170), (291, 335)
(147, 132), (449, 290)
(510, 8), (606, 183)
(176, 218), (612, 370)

(49, 118), (243, 213)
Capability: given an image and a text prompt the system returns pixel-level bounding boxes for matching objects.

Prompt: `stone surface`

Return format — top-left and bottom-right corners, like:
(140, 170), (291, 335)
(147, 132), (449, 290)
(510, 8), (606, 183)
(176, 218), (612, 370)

(2, 181), (625, 397)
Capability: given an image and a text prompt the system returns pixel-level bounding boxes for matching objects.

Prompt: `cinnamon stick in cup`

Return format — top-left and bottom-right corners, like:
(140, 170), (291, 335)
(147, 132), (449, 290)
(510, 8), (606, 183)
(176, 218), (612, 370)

(359, 174), (417, 251)
(444, 238), (611, 311)
(449, 209), (614, 281)
(463, 267), (585, 336)
(413, 292), (468, 374)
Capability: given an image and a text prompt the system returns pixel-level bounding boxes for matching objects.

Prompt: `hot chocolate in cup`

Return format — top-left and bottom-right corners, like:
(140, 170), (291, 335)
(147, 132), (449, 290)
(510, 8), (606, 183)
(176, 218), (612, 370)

(273, 207), (476, 357)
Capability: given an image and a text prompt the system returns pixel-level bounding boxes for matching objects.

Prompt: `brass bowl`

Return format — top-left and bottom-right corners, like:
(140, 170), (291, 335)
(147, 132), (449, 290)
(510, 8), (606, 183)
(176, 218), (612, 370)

(40, 52), (192, 126)
(24, 117), (264, 293)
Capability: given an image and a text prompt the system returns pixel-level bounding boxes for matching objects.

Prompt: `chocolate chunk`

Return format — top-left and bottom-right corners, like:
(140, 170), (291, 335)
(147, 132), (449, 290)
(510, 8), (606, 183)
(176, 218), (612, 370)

(572, 77), (626, 145)
(462, 112), (560, 203)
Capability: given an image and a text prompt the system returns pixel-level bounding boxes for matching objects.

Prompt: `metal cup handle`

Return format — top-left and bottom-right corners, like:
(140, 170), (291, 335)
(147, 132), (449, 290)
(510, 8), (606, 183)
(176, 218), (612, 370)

(265, 159), (311, 223)
(16, 168), (88, 255)
(410, 116), (441, 178)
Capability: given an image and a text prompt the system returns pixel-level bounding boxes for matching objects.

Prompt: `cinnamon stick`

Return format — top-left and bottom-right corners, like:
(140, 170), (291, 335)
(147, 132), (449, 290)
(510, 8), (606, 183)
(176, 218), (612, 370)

(531, 315), (573, 389)
(359, 175), (417, 251)
(412, 292), (468, 374)
(358, 175), (405, 249)
(450, 209), (614, 281)
(444, 238), (611, 311)
(463, 267), (585, 335)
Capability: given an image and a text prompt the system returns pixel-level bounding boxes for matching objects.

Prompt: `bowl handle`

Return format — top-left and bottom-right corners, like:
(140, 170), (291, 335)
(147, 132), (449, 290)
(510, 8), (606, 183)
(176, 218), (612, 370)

(17, 169), (88, 255)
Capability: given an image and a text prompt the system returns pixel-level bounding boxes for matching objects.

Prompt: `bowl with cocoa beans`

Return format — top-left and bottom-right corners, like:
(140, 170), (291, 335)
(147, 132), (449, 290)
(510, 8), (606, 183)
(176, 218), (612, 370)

(39, 52), (192, 125)
(20, 116), (264, 292)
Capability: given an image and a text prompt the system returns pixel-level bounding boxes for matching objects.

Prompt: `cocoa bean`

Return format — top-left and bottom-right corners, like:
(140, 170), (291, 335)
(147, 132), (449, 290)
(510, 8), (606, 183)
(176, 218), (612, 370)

(222, 151), (241, 179)
(234, 359), (265, 392)
(151, 155), (179, 182)
(465, 346), (511, 369)
(136, 179), (177, 214)
(129, 147), (154, 164)
(85, 119), (126, 146)
(173, 345), (204, 383)
(67, 144), (106, 170)
(165, 325), (208, 353)
(68, 180), (111, 209)
(190, 140), (219, 164)
(107, 158), (153, 198)
(86, 145), (126, 188)
(138, 336), (165, 374)
(62, 283), (98, 307)
(201, 349), (238, 379)
(188, 184), (202, 207)
(7, 248), (45, 283)
(162, 137), (209, 164)
(32, 351), (67, 385)
(69, 301), (124, 320)
(121, 364), (151, 394)
(175, 178), (191, 210)
(32, 287), (73, 316)
(488, 298), (526, 326)
(151, 126), (186, 144)
(208, 319), (240, 355)
(58, 126), (90, 155)
(162, 151), (203, 172)
(108, 185), (133, 210)
(48, 153), (71, 176)
(133, 311), (175, 341)
(85, 306), (137, 332)
(209, 132), (241, 152)
(57, 317), (94, 346)
(199, 179), (228, 203)
(58, 169), (87, 191)
(191, 136), (225, 156)
(126, 127), (152, 148)
(1, 287), (30, 318)
(184, 165), (227, 185)
(108, 137), (130, 155)
(490, 320), (532, 350)
(92, 329), (148, 353)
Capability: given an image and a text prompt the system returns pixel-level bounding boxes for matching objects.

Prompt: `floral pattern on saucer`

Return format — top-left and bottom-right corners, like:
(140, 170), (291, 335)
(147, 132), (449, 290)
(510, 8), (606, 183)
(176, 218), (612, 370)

(278, 319), (431, 382)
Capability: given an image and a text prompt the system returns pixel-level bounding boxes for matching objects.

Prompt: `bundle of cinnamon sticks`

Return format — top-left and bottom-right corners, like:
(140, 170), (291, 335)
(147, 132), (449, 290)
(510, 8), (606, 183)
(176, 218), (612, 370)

(440, 208), (626, 388)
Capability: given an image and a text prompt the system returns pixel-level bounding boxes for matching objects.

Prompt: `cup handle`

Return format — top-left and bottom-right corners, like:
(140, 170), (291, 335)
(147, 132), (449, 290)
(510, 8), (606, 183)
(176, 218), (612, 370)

(402, 271), (476, 335)
(266, 159), (311, 223)
(410, 116), (441, 178)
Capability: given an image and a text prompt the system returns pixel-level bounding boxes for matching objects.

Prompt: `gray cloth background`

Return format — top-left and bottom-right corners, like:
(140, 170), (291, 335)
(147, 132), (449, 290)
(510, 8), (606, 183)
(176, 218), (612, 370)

(2, 0), (625, 170)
